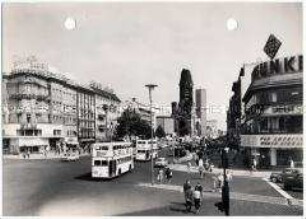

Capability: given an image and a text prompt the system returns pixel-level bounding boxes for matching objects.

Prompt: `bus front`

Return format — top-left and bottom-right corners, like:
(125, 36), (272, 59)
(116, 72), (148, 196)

(92, 144), (112, 178)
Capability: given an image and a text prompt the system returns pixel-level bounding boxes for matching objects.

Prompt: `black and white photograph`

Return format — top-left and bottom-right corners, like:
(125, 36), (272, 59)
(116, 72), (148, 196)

(1, 1), (303, 217)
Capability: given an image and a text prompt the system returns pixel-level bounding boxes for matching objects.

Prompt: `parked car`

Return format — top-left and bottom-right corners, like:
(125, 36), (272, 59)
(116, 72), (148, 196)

(283, 169), (303, 191)
(62, 153), (80, 162)
(270, 168), (302, 183)
(154, 157), (168, 168)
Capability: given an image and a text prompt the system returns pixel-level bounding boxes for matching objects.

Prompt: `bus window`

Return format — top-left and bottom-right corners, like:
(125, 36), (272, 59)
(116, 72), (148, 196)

(101, 146), (108, 150)
(138, 150), (145, 153)
(101, 160), (108, 166)
(94, 160), (101, 166)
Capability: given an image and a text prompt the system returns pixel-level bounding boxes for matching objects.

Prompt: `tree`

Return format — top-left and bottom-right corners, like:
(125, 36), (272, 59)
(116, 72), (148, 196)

(115, 108), (152, 140)
(155, 125), (166, 138)
(178, 68), (193, 136)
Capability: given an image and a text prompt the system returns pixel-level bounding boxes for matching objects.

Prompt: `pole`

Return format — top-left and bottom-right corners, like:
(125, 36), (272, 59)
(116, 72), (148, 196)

(145, 84), (157, 185)
(222, 148), (230, 216)
(149, 89), (154, 185)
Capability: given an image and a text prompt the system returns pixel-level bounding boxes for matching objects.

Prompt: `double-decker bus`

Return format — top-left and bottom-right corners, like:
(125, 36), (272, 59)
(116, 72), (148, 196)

(135, 139), (158, 161)
(91, 142), (134, 178)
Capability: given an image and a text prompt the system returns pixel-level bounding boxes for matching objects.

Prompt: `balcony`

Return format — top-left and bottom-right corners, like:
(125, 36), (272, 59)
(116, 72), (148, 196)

(10, 93), (49, 101)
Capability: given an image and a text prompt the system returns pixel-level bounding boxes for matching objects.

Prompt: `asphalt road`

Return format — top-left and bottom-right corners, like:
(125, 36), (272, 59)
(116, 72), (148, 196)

(3, 148), (303, 216)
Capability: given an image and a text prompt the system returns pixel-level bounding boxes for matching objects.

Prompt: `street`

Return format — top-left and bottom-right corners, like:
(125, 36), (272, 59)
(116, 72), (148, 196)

(3, 148), (303, 216)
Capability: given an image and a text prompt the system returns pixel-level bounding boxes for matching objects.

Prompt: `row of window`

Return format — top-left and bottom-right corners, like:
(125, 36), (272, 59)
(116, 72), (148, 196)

(93, 156), (132, 166)
(245, 87), (302, 110)
(79, 130), (95, 138)
(7, 83), (48, 96)
(242, 115), (303, 134)
(17, 129), (42, 136)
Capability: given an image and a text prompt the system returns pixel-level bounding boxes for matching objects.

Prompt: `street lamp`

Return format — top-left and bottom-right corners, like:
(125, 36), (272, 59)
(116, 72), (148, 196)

(145, 84), (158, 185)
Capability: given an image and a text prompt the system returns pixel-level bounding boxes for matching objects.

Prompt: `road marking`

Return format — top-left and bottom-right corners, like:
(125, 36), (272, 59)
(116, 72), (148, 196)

(137, 183), (290, 206)
(262, 178), (294, 200)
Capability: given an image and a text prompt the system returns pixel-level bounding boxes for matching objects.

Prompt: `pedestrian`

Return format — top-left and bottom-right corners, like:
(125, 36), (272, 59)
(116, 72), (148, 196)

(27, 149), (30, 159)
(253, 158), (257, 170)
(226, 170), (233, 181)
(185, 184), (193, 212)
(217, 173), (224, 192)
(184, 179), (192, 193)
(289, 157), (295, 168)
(195, 182), (203, 193)
(165, 167), (173, 183)
(199, 165), (205, 179)
(193, 186), (202, 214)
(183, 180), (193, 212)
(187, 161), (191, 175)
(157, 168), (164, 183)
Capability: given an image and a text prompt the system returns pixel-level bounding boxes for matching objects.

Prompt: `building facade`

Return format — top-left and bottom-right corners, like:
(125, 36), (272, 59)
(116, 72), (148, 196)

(240, 55), (303, 167)
(195, 88), (207, 137)
(206, 119), (219, 139)
(156, 116), (175, 135)
(2, 60), (121, 155)
(90, 82), (121, 142)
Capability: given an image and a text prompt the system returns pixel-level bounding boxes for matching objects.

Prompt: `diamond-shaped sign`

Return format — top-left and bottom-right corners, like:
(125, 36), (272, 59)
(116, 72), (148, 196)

(263, 34), (282, 59)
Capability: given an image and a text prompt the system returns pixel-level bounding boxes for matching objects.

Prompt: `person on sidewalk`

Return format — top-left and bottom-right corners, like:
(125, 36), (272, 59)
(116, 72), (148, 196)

(157, 168), (164, 183)
(187, 161), (191, 175)
(289, 157), (295, 168)
(165, 167), (173, 183)
(217, 173), (224, 192)
(198, 158), (204, 178)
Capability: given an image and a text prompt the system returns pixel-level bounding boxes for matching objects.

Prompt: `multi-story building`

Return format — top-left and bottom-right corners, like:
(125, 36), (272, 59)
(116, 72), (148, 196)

(77, 85), (95, 148)
(206, 119), (218, 139)
(195, 88), (207, 137)
(226, 77), (242, 148)
(240, 55), (303, 167)
(2, 66), (79, 154)
(124, 98), (159, 129)
(156, 116), (175, 136)
(90, 82), (121, 142)
(2, 58), (121, 155)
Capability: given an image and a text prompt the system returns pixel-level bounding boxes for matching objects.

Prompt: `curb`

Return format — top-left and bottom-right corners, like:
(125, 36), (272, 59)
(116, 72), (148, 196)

(288, 198), (303, 207)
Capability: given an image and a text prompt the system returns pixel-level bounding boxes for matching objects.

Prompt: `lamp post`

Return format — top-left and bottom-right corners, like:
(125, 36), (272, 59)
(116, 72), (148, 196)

(145, 84), (158, 185)
(222, 147), (230, 216)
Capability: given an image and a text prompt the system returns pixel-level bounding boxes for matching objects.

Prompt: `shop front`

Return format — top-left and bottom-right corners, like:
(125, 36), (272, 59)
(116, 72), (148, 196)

(241, 134), (303, 168)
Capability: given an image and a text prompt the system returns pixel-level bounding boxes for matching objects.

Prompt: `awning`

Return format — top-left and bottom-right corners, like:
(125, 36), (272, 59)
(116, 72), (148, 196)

(18, 138), (48, 147)
(80, 139), (95, 142)
(65, 137), (79, 145)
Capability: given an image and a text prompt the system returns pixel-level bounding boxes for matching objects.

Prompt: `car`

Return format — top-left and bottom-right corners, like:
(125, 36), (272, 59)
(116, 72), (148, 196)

(154, 157), (168, 168)
(62, 153), (80, 162)
(283, 169), (303, 191)
(270, 168), (302, 183)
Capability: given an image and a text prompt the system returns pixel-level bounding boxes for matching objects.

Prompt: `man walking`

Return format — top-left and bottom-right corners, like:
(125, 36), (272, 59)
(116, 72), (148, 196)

(183, 180), (193, 212)
(193, 182), (203, 214)
(165, 167), (173, 183)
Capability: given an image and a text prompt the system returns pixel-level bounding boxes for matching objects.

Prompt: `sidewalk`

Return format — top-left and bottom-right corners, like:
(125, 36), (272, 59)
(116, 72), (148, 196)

(168, 163), (273, 178)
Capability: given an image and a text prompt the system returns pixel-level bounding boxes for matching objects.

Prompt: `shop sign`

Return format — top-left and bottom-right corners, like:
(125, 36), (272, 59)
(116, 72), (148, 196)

(241, 134), (303, 148)
(252, 55), (303, 81)
(263, 34), (282, 59)
(263, 105), (303, 115)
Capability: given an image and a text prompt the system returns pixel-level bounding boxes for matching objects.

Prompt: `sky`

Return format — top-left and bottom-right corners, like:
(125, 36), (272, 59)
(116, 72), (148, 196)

(2, 2), (302, 130)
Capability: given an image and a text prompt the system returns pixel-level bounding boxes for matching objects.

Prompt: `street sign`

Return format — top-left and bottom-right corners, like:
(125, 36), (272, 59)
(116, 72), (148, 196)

(263, 34), (282, 60)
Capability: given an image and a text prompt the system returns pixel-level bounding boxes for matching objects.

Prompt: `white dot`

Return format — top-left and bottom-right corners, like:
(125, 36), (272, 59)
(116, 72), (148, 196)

(227, 18), (238, 31)
(64, 17), (76, 30)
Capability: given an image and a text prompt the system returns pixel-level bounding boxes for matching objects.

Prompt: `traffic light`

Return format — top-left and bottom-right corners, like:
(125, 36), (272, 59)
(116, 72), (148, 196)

(215, 202), (224, 212)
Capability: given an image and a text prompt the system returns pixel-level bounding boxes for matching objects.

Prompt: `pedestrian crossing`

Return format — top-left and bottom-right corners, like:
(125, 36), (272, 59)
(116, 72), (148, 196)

(137, 182), (300, 207)
(168, 164), (271, 178)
